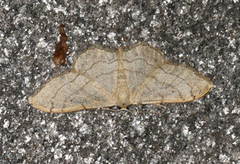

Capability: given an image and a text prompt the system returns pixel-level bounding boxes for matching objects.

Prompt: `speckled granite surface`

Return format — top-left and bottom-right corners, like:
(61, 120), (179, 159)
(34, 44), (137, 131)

(1, 0), (239, 163)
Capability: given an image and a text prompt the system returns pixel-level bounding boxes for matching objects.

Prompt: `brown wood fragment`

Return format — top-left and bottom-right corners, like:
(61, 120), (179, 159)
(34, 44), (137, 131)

(52, 24), (70, 65)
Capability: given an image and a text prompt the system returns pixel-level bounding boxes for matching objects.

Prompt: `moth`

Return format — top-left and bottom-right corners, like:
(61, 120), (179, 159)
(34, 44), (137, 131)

(29, 44), (213, 113)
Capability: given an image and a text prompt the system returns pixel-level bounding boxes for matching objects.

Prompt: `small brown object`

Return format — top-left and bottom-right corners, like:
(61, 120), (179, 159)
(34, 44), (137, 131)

(52, 24), (70, 65)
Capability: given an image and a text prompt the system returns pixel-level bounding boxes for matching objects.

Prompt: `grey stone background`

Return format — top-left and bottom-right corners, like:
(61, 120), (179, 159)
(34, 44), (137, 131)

(0, 0), (239, 163)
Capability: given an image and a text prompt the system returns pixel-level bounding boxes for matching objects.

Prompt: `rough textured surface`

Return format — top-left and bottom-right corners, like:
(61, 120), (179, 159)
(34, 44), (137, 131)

(29, 44), (213, 113)
(0, 0), (239, 163)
